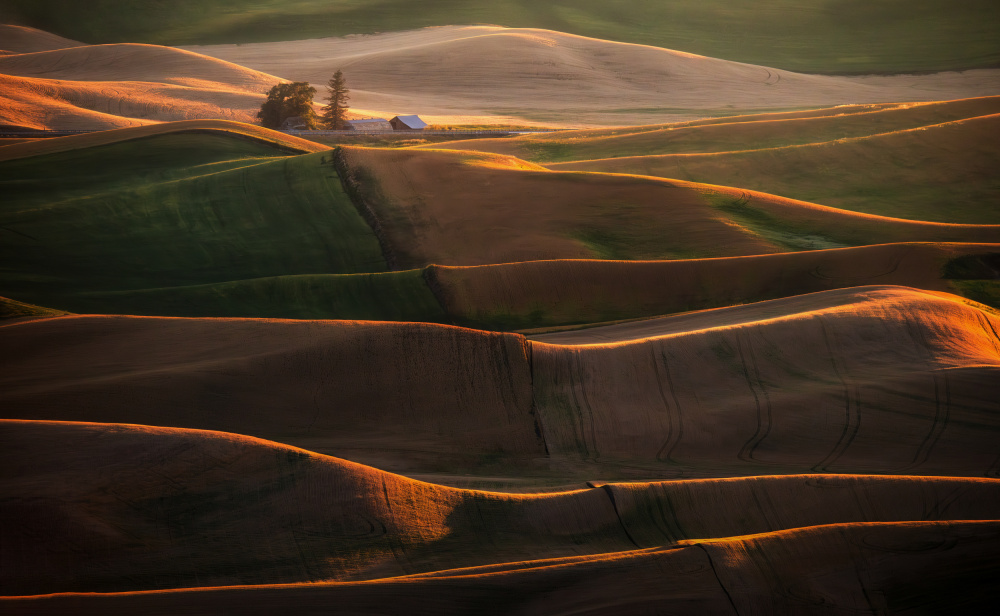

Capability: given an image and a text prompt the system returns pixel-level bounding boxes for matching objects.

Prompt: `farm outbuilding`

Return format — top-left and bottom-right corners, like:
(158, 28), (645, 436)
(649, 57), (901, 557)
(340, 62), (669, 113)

(280, 116), (308, 130)
(390, 115), (428, 130)
(345, 118), (393, 132)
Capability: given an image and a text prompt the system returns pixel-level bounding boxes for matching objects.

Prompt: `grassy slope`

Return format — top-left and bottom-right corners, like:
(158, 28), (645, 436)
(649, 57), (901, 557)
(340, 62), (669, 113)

(0, 120), (330, 163)
(433, 97), (1000, 163)
(3, 130), (997, 324)
(553, 113), (1000, 223)
(71, 270), (447, 322)
(2, 1), (999, 73)
(0, 131), (399, 316)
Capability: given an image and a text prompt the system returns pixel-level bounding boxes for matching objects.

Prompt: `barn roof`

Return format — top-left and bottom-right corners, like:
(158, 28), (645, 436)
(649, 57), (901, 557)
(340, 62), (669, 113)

(392, 115), (428, 129)
(346, 118), (390, 125)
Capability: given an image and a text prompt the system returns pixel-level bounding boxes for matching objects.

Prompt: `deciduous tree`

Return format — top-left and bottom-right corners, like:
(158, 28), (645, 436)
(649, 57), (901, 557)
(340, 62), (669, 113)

(257, 82), (318, 129)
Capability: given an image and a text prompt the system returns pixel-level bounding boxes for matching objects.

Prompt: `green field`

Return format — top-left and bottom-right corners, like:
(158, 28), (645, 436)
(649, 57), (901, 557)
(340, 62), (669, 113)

(2, 0), (998, 73)
(493, 99), (1000, 164)
(63, 270), (448, 322)
(552, 113), (1000, 224)
(4, 127), (997, 324)
(0, 131), (396, 316)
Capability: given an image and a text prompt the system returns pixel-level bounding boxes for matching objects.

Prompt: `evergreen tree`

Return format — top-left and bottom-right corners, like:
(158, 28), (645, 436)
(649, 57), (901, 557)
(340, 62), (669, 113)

(321, 70), (350, 130)
(257, 82), (318, 129)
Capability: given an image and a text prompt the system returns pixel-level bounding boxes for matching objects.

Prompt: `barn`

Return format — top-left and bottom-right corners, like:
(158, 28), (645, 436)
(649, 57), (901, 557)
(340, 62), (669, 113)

(344, 118), (393, 132)
(280, 116), (309, 130)
(390, 115), (428, 130)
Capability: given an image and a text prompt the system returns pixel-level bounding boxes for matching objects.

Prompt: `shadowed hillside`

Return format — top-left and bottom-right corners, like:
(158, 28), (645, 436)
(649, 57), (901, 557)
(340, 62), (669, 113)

(2, 419), (999, 601)
(3, 287), (998, 480)
(429, 243), (1000, 329)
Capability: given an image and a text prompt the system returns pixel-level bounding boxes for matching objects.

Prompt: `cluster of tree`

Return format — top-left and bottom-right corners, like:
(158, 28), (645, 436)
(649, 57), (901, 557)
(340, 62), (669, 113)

(257, 70), (350, 130)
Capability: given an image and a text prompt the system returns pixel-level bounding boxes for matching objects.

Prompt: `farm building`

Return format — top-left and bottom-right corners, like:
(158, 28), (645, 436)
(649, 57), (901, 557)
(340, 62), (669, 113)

(344, 118), (393, 132)
(390, 115), (428, 130)
(280, 116), (309, 130)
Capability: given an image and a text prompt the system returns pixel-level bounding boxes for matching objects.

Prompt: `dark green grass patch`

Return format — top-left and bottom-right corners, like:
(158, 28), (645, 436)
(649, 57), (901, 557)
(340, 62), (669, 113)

(58, 269), (447, 322)
(950, 281), (1000, 311)
(2, 0), (998, 74)
(943, 253), (1000, 280)
(0, 132), (390, 316)
(704, 191), (849, 250)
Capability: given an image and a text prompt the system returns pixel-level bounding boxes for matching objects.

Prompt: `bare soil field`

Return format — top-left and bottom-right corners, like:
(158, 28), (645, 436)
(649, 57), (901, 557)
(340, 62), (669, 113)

(3, 287), (998, 481)
(340, 146), (1000, 267)
(429, 242), (1000, 329)
(183, 26), (1000, 126)
(0, 24), (81, 53)
(2, 419), (999, 604)
(0, 27), (282, 130)
(7, 520), (996, 614)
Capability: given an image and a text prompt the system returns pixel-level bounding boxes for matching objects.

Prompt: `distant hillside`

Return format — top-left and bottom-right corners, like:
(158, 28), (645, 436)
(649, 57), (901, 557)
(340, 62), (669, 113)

(0, 33), (284, 130)
(2, 0), (999, 74)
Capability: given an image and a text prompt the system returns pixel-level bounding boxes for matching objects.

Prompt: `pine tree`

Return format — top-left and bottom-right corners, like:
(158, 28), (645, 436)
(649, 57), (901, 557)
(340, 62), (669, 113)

(321, 70), (350, 130)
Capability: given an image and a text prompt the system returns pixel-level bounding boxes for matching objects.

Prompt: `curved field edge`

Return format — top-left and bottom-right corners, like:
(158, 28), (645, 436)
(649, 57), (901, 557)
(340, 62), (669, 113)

(338, 146), (1000, 269)
(424, 96), (1000, 163)
(10, 244), (999, 327)
(429, 243), (1000, 330)
(548, 113), (1000, 224)
(2, 419), (1000, 596)
(0, 120), (330, 163)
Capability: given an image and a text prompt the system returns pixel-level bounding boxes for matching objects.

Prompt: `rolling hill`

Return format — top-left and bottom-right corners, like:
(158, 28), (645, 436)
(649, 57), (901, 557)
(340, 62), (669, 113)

(428, 96), (1000, 162)
(551, 113), (1000, 223)
(3, 126), (998, 322)
(0, 29), (283, 130)
(339, 146), (1000, 266)
(429, 243), (1000, 330)
(0, 23), (80, 53)
(2, 5), (999, 610)
(0, 125), (384, 300)
(3, 0), (999, 74)
(184, 26), (1000, 127)
(2, 419), (999, 598)
(3, 286), (998, 481)
(4, 25), (998, 129)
